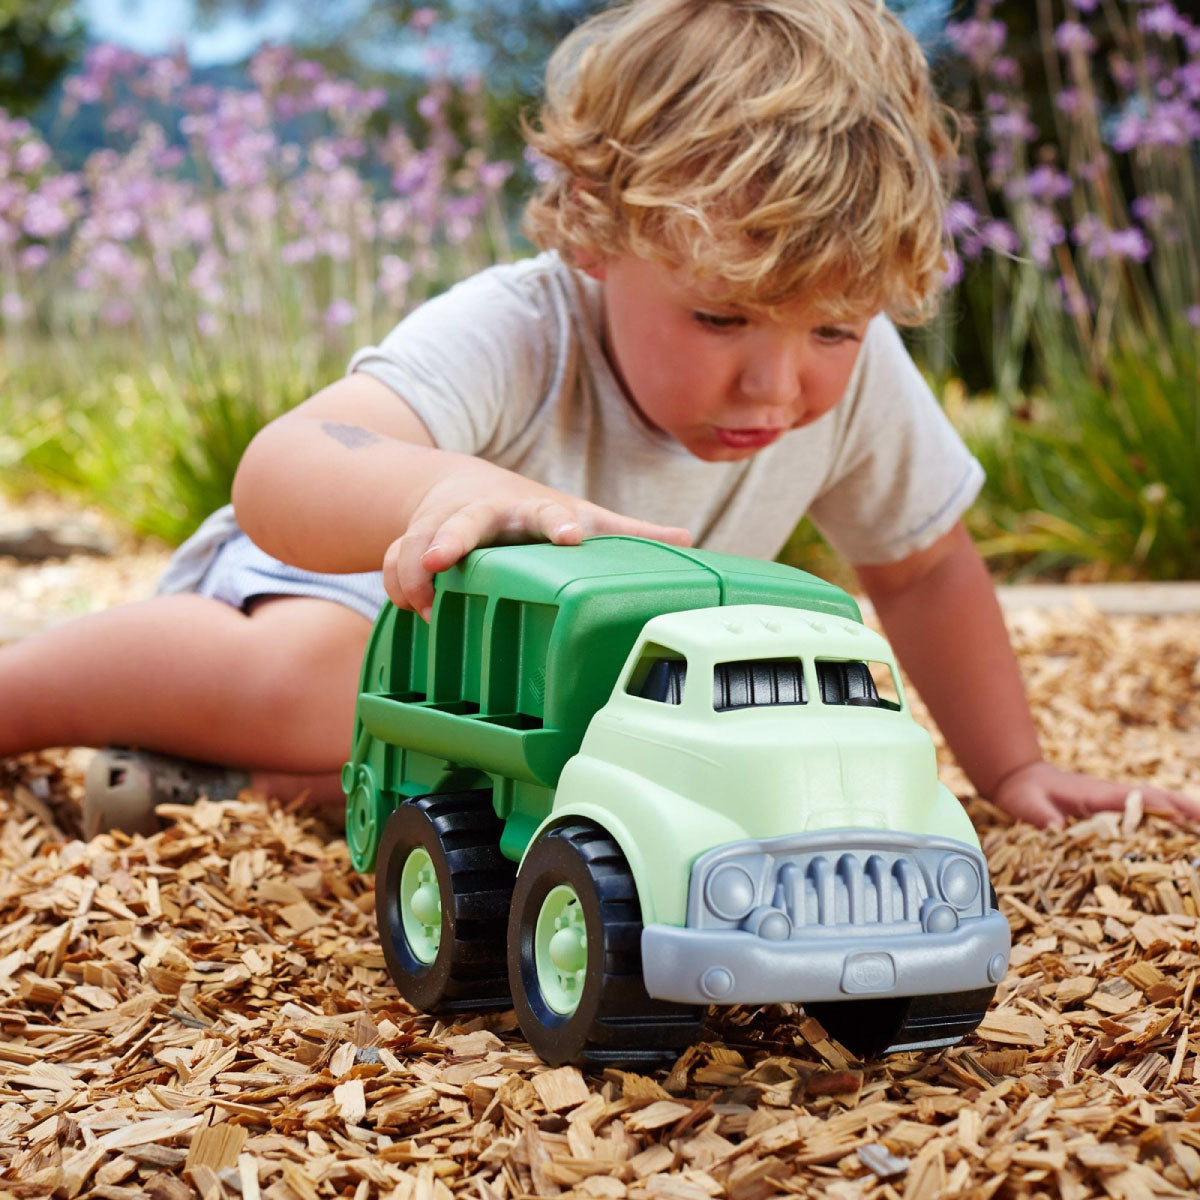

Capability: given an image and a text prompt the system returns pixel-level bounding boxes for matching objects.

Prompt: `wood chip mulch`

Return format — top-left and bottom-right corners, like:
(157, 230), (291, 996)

(1, 605), (1199, 1200)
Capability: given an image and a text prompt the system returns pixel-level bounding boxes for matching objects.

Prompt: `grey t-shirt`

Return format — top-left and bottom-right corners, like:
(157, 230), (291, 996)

(349, 252), (982, 564)
(158, 251), (981, 598)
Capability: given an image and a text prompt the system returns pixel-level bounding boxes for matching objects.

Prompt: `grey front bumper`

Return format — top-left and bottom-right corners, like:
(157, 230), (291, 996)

(641, 910), (1011, 1005)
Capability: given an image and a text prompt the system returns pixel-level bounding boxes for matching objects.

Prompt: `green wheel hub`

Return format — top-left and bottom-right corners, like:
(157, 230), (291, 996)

(535, 884), (588, 1015)
(400, 848), (442, 964)
(345, 763), (383, 873)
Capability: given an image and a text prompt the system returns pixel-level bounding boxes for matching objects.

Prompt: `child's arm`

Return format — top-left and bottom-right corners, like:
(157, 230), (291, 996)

(855, 521), (1200, 828)
(232, 374), (691, 620)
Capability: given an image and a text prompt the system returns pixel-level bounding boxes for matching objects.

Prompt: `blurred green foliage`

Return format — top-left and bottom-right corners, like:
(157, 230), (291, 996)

(0, 0), (83, 117)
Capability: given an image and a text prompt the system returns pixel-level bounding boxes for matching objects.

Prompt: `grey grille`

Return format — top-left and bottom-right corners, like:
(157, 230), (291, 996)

(687, 831), (990, 938)
(773, 853), (926, 928)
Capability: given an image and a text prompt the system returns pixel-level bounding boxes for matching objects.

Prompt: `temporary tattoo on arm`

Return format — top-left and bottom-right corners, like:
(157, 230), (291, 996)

(321, 421), (385, 450)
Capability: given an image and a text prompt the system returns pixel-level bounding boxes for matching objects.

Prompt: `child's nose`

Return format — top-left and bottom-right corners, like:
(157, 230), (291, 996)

(738, 346), (802, 408)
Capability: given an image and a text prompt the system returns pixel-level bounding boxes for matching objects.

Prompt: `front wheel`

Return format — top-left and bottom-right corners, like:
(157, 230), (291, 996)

(805, 985), (997, 1059)
(508, 822), (705, 1066)
(376, 791), (515, 1012)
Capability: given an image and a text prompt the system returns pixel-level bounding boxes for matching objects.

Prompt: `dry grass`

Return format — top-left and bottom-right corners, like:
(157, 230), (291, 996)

(2, 590), (1199, 1199)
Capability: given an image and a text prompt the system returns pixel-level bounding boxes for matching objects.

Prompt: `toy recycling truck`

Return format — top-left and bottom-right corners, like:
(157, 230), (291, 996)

(343, 537), (1010, 1066)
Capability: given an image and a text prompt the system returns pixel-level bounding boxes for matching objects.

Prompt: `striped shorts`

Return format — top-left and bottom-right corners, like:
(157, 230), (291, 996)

(195, 532), (388, 623)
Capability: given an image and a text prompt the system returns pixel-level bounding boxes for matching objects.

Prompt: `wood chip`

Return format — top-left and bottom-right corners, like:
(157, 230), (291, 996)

(533, 1065), (590, 1112)
(2, 597), (1200, 1199)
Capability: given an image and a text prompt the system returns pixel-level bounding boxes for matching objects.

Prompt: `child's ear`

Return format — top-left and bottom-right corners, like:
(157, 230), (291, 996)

(576, 254), (607, 282)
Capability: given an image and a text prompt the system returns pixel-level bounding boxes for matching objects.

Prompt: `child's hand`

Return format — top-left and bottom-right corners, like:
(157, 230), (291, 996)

(382, 461), (692, 619)
(992, 760), (1200, 829)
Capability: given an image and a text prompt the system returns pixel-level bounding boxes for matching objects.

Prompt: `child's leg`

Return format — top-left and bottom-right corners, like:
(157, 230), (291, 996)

(0, 594), (370, 789)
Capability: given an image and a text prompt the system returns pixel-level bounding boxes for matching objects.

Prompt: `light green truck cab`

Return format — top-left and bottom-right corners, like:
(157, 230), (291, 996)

(345, 537), (1010, 1066)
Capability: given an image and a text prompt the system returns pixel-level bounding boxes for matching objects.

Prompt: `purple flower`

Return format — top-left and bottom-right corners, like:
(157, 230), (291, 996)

(1139, 5), (1187, 39)
(1054, 22), (1097, 55)
(1, 292), (25, 320)
(102, 300), (133, 326)
(944, 200), (978, 237)
(22, 194), (72, 239)
(523, 146), (557, 185)
(197, 312), (219, 337)
(15, 140), (51, 174)
(940, 248), (963, 289)
(1110, 57), (1138, 92)
(1023, 207), (1066, 268)
(989, 109), (1037, 141)
(140, 53), (190, 103)
(478, 161), (513, 190)
(377, 200), (410, 239)
(1058, 278), (1090, 318)
(1020, 166), (1073, 201)
(410, 8), (437, 34)
(281, 238), (316, 265)
(1070, 0), (1098, 10)
(1072, 213), (1106, 251)
(324, 299), (356, 328)
(945, 18), (1006, 70)
(991, 57), (1020, 83)
(1104, 228), (1152, 261)
(1132, 194), (1169, 224)
(249, 45), (292, 91)
(980, 219), (1020, 256)
(1112, 101), (1199, 151)
(1055, 88), (1084, 116)
(318, 231), (351, 260)
(1074, 218), (1153, 261)
(378, 254), (412, 299)
(1187, 305), (1200, 329)
(18, 244), (48, 271)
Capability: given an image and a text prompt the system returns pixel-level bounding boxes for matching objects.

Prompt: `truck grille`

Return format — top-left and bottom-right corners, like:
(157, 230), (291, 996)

(773, 853), (926, 929)
(687, 832), (989, 938)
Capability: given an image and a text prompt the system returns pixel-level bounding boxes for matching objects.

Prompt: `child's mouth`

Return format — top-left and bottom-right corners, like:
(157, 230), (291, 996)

(714, 427), (783, 449)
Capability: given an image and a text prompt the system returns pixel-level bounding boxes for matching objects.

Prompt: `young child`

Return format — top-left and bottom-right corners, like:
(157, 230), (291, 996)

(2, 0), (1194, 835)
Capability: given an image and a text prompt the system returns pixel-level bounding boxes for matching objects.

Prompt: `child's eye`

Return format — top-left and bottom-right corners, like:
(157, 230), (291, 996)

(814, 326), (859, 344)
(693, 311), (746, 330)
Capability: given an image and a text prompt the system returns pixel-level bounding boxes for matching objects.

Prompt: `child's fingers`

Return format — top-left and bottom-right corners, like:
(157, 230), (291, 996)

(424, 500), (582, 567)
(586, 508), (693, 547)
(382, 524), (440, 620)
(1147, 785), (1200, 822)
(528, 499), (585, 545)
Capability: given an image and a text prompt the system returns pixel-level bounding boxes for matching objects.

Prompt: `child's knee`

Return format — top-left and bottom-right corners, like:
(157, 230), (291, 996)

(238, 597), (370, 738)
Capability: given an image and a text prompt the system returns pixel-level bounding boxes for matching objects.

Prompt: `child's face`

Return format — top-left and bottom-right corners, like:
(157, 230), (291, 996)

(588, 254), (872, 462)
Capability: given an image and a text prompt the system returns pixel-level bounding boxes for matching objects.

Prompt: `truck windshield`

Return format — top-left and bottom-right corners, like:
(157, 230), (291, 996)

(816, 660), (902, 711)
(627, 647), (687, 705)
(713, 659), (806, 711)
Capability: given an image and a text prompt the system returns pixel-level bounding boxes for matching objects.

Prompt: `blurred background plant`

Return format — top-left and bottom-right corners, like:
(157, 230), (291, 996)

(0, 12), (516, 542)
(931, 0), (1200, 582)
(0, 0), (1197, 579)
(793, 0), (1200, 585)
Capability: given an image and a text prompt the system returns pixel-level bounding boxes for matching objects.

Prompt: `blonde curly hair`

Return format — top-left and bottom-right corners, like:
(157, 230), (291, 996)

(523, 0), (957, 324)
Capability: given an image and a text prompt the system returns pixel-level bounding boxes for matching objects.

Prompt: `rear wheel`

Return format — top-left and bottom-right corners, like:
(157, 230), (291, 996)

(376, 791), (515, 1012)
(805, 985), (997, 1059)
(508, 822), (705, 1066)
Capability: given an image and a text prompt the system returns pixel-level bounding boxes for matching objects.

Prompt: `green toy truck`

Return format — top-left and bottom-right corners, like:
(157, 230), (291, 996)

(343, 537), (1010, 1065)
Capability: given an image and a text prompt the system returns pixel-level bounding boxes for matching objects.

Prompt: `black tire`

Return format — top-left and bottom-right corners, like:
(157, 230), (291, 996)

(376, 791), (516, 1012)
(805, 985), (997, 1059)
(508, 821), (706, 1066)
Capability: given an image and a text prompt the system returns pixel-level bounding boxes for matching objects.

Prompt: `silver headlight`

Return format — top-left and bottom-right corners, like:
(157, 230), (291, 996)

(938, 855), (981, 911)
